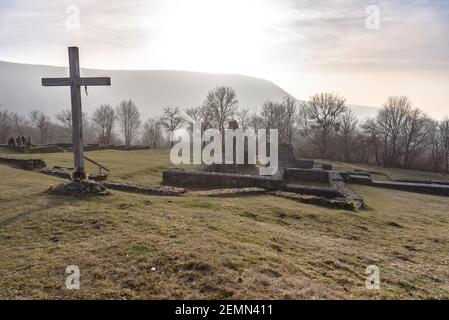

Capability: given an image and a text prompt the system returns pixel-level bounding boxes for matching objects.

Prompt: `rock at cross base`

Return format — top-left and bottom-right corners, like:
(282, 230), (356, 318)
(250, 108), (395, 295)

(47, 180), (109, 196)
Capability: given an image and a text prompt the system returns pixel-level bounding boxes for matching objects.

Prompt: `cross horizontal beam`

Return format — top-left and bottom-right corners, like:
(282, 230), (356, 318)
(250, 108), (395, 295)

(42, 77), (111, 87)
(81, 77), (111, 86)
(42, 78), (70, 86)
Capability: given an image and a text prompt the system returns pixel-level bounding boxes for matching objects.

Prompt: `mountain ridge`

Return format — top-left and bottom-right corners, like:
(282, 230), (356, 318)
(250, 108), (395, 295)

(0, 60), (379, 120)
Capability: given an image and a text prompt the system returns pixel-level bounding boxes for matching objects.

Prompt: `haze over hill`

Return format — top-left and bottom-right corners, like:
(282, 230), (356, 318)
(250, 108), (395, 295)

(0, 61), (379, 121)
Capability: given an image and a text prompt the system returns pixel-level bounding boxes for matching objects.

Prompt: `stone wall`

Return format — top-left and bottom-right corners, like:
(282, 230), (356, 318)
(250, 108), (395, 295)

(0, 157), (47, 170)
(103, 181), (186, 196)
(1, 144), (149, 153)
(283, 168), (330, 183)
(394, 179), (449, 186)
(113, 145), (149, 151)
(163, 169), (285, 190)
(295, 159), (315, 169)
(345, 174), (373, 185)
(329, 172), (365, 208)
(162, 168), (352, 200)
(282, 184), (343, 198)
(345, 173), (449, 197)
(371, 181), (449, 196)
(278, 143), (297, 168)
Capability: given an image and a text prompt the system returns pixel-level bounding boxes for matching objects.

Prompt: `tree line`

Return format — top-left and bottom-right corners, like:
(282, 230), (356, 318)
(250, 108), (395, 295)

(1, 87), (448, 173)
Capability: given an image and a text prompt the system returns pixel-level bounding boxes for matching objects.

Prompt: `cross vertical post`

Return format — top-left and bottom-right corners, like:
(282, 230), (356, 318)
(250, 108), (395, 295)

(42, 47), (111, 180)
(68, 47), (85, 175)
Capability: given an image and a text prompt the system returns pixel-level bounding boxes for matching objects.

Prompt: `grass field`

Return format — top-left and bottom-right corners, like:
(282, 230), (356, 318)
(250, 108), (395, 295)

(0, 149), (448, 299)
(322, 159), (449, 182)
(0, 148), (192, 185)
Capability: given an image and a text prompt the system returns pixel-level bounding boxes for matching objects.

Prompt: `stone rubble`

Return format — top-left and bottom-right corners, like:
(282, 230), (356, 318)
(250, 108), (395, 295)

(47, 180), (109, 196)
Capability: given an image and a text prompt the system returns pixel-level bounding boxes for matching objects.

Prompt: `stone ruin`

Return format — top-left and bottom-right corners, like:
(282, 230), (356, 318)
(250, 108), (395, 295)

(161, 121), (366, 210)
(161, 119), (449, 209)
(162, 165), (364, 210)
(3, 135), (449, 204)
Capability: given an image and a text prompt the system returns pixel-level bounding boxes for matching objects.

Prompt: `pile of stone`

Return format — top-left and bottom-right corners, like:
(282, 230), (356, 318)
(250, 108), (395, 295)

(47, 180), (109, 196)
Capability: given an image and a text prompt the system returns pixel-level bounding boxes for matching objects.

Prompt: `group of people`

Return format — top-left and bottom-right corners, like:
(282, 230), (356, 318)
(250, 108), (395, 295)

(7, 135), (32, 147)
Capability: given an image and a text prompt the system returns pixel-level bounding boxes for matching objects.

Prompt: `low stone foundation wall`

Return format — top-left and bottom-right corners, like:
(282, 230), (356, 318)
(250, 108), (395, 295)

(0, 157), (47, 170)
(345, 172), (449, 197)
(283, 184), (343, 198)
(163, 169), (285, 190)
(193, 187), (267, 198)
(345, 174), (373, 185)
(113, 145), (149, 151)
(283, 168), (330, 183)
(162, 168), (350, 200)
(198, 164), (257, 174)
(371, 181), (449, 196)
(1, 144), (150, 153)
(394, 179), (449, 186)
(329, 172), (365, 209)
(295, 159), (315, 169)
(103, 181), (186, 196)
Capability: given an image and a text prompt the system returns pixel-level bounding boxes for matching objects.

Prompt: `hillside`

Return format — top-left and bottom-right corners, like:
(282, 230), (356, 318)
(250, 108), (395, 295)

(0, 148), (448, 299)
(0, 61), (289, 119)
(0, 61), (379, 120)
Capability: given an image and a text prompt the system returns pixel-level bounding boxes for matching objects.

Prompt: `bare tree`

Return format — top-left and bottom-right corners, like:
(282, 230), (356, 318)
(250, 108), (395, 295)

(186, 105), (212, 135)
(143, 118), (162, 149)
(440, 118), (449, 174)
(376, 96), (412, 166)
(300, 93), (347, 158)
(11, 113), (27, 136)
(204, 86), (238, 136)
(29, 110), (51, 144)
(116, 100), (141, 146)
(292, 92), (449, 173)
(428, 120), (445, 172)
(160, 107), (184, 147)
(281, 96), (297, 144)
(92, 104), (116, 145)
(0, 108), (13, 143)
(339, 109), (358, 162)
(260, 100), (280, 130)
(249, 112), (263, 131)
(400, 108), (430, 168)
(235, 108), (251, 130)
(361, 118), (382, 166)
(260, 100), (291, 142)
(55, 109), (90, 142)
(55, 109), (73, 139)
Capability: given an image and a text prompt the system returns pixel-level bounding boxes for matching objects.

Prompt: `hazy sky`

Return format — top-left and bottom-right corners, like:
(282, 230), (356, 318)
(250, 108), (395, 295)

(1, 0), (448, 117)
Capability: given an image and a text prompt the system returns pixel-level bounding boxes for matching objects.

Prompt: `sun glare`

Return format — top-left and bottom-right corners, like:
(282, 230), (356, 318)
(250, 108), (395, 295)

(145, 0), (292, 75)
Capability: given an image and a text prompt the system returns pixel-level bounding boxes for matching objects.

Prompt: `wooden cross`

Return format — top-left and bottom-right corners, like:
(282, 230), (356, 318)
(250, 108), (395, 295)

(42, 47), (111, 178)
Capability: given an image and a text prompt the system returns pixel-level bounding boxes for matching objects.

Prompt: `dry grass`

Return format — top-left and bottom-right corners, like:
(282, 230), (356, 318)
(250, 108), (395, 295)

(0, 148), (192, 185)
(322, 159), (449, 182)
(0, 149), (448, 299)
